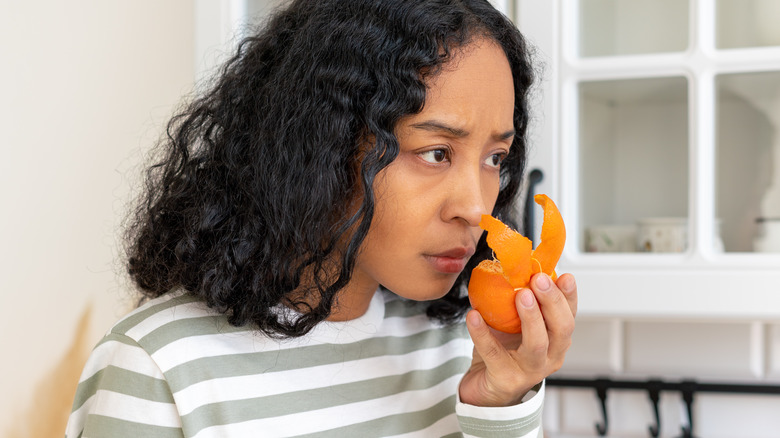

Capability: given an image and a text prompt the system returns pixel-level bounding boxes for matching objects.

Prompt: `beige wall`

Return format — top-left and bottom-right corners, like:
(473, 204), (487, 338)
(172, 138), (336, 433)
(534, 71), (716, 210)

(0, 1), (195, 434)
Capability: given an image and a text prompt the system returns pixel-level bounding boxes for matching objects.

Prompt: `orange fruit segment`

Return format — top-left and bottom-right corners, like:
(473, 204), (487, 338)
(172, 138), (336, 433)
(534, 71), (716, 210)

(467, 194), (566, 333)
(479, 215), (533, 288)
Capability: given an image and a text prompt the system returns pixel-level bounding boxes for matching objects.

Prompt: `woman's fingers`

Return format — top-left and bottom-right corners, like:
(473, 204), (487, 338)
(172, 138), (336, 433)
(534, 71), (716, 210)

(512, 288), (548, 370)
(465, 309), (538, 405)
(462, 273), (577, 406)
(465, 310), (512, 367)
(556, 273), (578, 318)
(526, 273), (576, 369)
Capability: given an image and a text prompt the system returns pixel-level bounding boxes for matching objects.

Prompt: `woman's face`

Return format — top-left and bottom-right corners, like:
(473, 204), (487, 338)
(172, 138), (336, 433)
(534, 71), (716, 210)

(346, 38), (516, 306)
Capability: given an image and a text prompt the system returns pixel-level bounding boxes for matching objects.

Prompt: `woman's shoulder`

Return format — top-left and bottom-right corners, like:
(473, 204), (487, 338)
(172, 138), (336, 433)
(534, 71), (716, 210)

(103, 291), (255, 356)
(108, 291), (225, 337)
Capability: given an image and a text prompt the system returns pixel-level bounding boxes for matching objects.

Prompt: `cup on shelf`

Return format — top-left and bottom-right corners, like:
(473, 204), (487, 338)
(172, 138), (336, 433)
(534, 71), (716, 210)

(585, 225), (638, 253)
(636, 217), (687, 253)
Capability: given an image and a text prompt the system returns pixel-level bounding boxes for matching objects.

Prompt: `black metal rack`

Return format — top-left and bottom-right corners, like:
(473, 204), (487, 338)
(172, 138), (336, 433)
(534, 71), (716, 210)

(546, 376), (780, 437)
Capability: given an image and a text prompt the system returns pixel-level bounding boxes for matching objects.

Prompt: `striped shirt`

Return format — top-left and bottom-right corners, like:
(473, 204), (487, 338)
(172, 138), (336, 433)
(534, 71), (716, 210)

(66, 289), (544, 437)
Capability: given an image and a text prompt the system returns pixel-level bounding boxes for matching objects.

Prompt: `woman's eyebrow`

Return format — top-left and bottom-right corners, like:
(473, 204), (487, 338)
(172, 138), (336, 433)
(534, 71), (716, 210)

(496, 129), (516, 141)
(410, 120), (515, 141)
(410, 120), (469, 137)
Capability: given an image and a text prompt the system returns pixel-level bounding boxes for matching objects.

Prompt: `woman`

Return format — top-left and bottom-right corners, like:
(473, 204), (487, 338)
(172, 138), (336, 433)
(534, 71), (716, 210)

(66, 0), (577, 436)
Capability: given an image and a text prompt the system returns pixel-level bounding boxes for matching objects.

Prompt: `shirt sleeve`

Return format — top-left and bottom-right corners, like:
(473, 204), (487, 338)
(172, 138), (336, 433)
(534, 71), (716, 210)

(65, 332), (185, 438)
(455, 380), (545, 438)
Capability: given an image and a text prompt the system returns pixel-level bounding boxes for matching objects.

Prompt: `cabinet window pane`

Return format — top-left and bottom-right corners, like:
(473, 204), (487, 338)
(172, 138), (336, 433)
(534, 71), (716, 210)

(716, 0), (780, 49)
(716, 72), (780, 252)
(578, 0), (689, 57)
(579, 77), (689, 253)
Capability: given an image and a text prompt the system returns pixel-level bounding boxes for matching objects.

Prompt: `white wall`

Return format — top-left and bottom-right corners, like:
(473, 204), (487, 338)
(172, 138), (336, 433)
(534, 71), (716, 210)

(0, 1), (195, 434)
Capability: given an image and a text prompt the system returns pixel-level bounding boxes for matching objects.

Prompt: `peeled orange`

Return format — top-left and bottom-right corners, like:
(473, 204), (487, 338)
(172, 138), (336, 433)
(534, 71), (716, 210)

(467, 194), (566, 333)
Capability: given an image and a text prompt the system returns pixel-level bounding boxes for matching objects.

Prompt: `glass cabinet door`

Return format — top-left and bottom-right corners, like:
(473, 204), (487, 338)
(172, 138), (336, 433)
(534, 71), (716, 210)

(516, 0), (780, 317)
(568, 0), (695, 255)
(553, 0), (780, 255)
(579, 77), (690, 253)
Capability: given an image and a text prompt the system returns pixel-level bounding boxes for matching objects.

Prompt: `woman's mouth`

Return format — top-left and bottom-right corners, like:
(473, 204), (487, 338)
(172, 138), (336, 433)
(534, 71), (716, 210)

(424, 247), (475, 274)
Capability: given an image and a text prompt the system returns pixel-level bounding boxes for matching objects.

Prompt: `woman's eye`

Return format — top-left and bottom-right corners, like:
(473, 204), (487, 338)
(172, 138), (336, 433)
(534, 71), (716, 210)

(419, 148), (448, 164)
(485, 152), (507, 169)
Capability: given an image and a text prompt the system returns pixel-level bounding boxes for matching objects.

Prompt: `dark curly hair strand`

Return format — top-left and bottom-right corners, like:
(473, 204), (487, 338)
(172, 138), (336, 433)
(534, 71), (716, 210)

(125, 0), (535, 338)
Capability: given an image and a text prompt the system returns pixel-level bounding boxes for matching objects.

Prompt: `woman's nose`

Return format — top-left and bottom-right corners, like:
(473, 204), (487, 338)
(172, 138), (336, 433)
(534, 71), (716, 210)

(441, 168), (491, 227)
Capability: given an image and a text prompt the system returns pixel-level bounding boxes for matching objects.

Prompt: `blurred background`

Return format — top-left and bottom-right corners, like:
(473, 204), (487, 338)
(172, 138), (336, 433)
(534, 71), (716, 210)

(0, 1), (294, 435)
(3, 1), (199, 435)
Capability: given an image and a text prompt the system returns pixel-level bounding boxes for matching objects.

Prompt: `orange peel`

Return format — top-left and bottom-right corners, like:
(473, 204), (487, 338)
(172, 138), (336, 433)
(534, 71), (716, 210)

(467, 194), (566, 333)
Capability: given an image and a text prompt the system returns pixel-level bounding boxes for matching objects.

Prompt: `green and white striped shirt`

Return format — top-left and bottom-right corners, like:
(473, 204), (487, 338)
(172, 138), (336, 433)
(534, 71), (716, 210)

(66, 289), (544, 437)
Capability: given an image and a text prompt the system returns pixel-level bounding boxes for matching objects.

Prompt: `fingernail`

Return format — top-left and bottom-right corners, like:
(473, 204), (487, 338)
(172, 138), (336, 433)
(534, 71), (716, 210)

(468, 310), (483, 327)
(535, 274), (551, 291)
(560, 275), (575, 294)
(519, 289), (535, 308)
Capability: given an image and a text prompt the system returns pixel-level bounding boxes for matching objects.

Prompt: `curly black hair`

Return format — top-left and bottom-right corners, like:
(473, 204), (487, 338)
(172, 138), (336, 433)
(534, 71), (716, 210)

(125, 0), (535, 338)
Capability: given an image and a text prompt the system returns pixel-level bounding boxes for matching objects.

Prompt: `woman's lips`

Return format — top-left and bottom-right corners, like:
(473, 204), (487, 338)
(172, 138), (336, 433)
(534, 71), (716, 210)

(424, 247), (475, 274)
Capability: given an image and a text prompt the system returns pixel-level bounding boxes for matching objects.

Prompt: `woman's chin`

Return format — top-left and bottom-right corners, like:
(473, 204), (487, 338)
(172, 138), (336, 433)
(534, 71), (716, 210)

(386, 277), (458, 302)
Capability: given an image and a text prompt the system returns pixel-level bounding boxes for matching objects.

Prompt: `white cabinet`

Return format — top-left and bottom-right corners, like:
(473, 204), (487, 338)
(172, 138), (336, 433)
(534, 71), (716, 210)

(516, 0), (780, 319)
